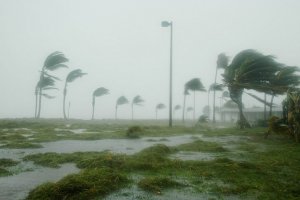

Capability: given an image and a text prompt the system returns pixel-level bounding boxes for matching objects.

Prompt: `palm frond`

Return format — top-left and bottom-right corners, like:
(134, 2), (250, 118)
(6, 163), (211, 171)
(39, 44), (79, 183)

(209, 83), (223, 91)
(44, 72), (61, 81)
(66, 69), (87, 83)
(187, 107), (193, 112)
(37, 76), (56, 89)
(132, 95), (144, 106)
(44, 51), (69, 71)
(156, 103), (166, 110)
(217, 53), (229, 69)
(245, 92), (273, 107)
(42, 94), (56, 99)
(93, 87), (109, 97)
(174, 105), (181, 111)
(185, 78), (206, 92)
(116, 96), (129, 106)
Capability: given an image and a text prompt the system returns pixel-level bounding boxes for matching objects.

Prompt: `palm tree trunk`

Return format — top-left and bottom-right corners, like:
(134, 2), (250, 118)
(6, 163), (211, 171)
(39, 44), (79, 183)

(269, 93), (275, 117)
(37, 87), (42, 118)
(92, 96), (95, 120)
(131, 104), (134, 121)
(207, 90), (210, 119)
(193, 91), (196, 121)
(264, 93), (267, 120)
(237, 101), (250, 129)
(36, 69), (45, 119)
(115, 105), (118, 120)
(213, 67), (218, 123)
(63, 83), (67, 120)
(34, 87), (38, 118)
(182, 94), (186, 123)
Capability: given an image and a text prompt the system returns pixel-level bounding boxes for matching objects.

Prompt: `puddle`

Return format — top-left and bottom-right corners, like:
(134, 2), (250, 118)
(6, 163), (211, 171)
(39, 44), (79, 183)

(0, 163), (79, 200)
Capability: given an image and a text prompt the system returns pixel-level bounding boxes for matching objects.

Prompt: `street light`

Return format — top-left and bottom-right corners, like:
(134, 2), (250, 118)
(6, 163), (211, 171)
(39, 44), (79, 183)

(161, 20), (173, 127)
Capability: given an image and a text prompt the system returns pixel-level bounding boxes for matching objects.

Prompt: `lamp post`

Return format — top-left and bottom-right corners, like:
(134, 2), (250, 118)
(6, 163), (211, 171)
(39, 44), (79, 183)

(161, 20), (173, 127)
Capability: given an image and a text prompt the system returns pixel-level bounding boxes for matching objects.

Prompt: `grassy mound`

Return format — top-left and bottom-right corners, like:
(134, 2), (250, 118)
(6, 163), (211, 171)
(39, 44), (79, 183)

(138, 176), (182, 194)
(26, 168), (129, 200)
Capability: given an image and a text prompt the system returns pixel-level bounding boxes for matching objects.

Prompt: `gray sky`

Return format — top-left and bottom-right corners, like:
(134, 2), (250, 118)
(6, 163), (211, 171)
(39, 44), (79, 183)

(1, 0), (300, 119)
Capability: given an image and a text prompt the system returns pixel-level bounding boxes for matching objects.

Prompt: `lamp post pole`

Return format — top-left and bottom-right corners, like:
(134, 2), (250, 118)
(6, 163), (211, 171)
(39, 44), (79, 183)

(161, 21), (173, 127)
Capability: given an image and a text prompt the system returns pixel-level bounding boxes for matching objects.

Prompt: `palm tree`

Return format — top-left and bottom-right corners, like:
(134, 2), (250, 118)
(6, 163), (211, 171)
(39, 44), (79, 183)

(63, 69), (87, 119)
(268, 66), (300, 116)
(223, 49), (283, 128)
(131, 95), (144, 120)
(115, 96), (129, 119)
(173, 105), (181, 118)
(213, 53), (229, 123)
(156, 103), (166, 119)
(92, 87), (109, 120)
(210, 83), (223, 123)
(185, 78), (206, 121)
(35, 51), (68, 118)
(182, 86), (189, 123)
(186, 107), (193, 119)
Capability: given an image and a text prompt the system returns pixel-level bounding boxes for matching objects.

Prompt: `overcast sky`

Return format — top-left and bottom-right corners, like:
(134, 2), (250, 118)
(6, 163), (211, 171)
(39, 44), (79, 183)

(0, 0), (300, 120)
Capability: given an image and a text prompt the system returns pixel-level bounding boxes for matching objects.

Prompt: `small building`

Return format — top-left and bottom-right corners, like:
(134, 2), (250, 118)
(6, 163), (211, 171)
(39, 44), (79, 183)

(220, 106), (283, 124)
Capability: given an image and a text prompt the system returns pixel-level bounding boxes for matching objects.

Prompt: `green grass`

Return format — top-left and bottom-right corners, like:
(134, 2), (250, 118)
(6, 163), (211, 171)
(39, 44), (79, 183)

(1, 119), (300, 199)
(138, 176), (182, 194)
(174, 139), (227, 152)
(0, 158), (19, 167)
(26, 168), (129, 200)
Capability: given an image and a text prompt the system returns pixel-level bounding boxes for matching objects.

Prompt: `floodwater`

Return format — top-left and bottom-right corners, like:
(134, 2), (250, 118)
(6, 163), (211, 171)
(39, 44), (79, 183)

(0, 133), (250, 200)
(0, 163), (79, 200)
(0, 135), (199, 159)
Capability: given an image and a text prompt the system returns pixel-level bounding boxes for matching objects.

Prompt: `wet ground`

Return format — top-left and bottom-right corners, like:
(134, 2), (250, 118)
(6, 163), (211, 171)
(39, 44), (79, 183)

(0, 127), (252, 200)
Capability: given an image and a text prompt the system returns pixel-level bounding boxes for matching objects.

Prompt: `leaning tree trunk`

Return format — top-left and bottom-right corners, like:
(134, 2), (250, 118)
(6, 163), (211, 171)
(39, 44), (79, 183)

(131, 104), (134, 121)
(37, 87), (43, 118)
(182, 94), (186, 123)
(269, 93), (275, 117)
(63, 83), (67, 120)
(229, 87), (250, 129)
(34, 86), (39, 118)
(36, 69), (45, 119)
(213, 67), (218, 123)
(92, 97), (95, 120)
(115, 105), (118, 120)
(193, 91), (196, 122)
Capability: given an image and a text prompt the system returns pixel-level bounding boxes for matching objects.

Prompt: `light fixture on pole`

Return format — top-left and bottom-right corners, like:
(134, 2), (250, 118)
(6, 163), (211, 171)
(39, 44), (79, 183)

(161, 20), (173, 127)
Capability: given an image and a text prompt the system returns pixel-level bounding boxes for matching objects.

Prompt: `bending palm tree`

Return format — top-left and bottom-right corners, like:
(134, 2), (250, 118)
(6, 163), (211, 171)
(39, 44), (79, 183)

(131, 95), (144, 120)
(213, 53), (228, 123)
(63, 69), (87, 119)
(35, 51), (68, 118)
(182, 86), (189, 123)
(92, 87), (109, 120)
(115, 96), (129, 120)
(185, 78), (206, 121)
(156, 103), (166, 120)
(173, 105), (181, 119)
(186, 107), (193, 119)
(210, 83), (224, 123)
(223, 49), (283, 128)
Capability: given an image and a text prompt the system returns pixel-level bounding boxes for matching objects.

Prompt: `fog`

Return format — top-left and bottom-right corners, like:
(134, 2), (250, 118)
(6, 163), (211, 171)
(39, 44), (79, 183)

(1, 0), (300, 119)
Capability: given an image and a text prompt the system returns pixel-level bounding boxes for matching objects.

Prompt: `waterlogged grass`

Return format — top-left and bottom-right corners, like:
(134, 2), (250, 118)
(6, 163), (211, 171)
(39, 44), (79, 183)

(174, 139), (227, 152)
(138, 176), (182, 194)
(24, 137), (300, 199)
(2, 119), (300, 199)
(26, 168), (129, 200)
(0, 142), (42, 149)
(0, 158), (19, 176)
